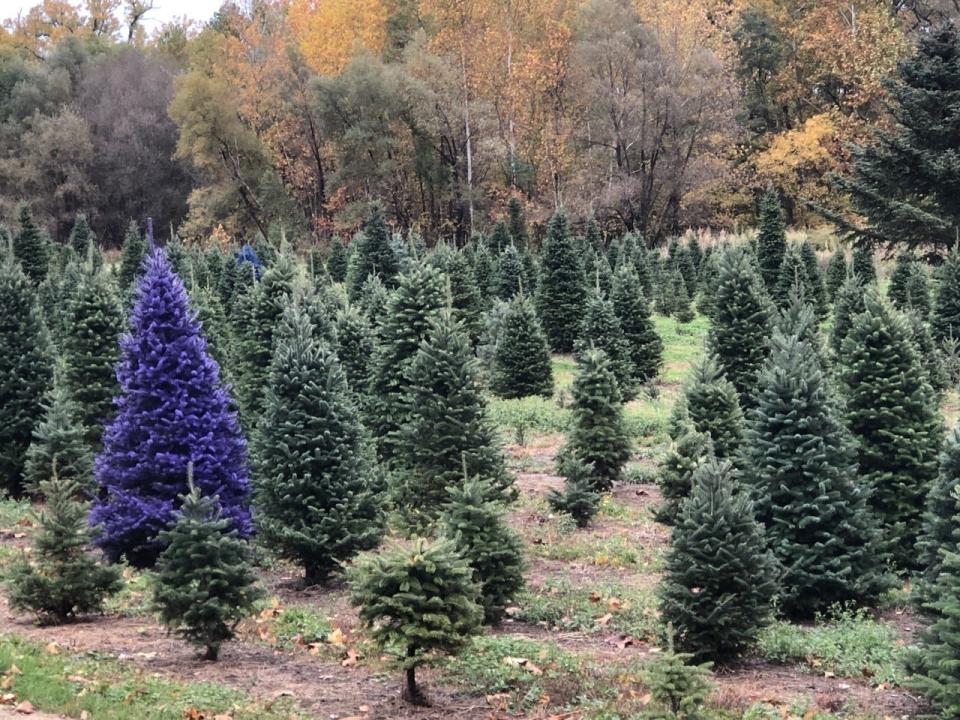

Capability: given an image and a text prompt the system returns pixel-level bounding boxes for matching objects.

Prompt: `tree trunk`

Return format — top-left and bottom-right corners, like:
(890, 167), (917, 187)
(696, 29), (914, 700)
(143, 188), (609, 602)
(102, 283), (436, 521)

(401, 646), (428, 705)
(204, 643), (220, 661)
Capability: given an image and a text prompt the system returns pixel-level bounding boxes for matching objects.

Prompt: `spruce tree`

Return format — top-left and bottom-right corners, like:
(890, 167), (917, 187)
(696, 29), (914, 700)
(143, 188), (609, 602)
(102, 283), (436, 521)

(327, 237), (349, 283)
(392, 311), (513, 526)
(189, 286), (233, 380)
(659, 458), (777, 662)
(91, 248), (251, 567)
(933, 251), (960, 342)
(548, 456), (601, 528)
(640, 627), (713, 719)
(756, 187), (786, 291)
(838, 292), (943, 571)
(655, 421), (713, 526)
(563, 349), (631, 492)
(851, 245), (876, 285)
(672, 270), (695, 324)
(357, 272), (390, 328)
(799, 240), (827, 318)
(507, 196), (529, 250)
(0, 256), (53, 495)
(68, 213), (96, 257)
(906, 263), (931, 317)
(824, 250), (847, 301)
(888, 251), (916, 310)
(347, 203), (399, 300)
(575, 290), (635, 400)
(470, 241), (496, 305)
(349, 538), (483, 705)
(611, 263), (663, 384)
(13, 204), (49, 285)
(906, 310), (948, 400)
(536, 212), (586, 352)
(491, 293), (553, 399)
(334, 304), (376, 398)
(252, 309), (382, 586)
(708, 246), (771, 406)
(152, 484), (263, 661)
(118, 220), (146, 293)
(830, 273), (866, 355)
(7, 472), (122, 625)
(496, 243), (526, 299)
(682, 355), (743, 459)
(742, 328), (888, 616)
(445, 250), (484, 344)
(773, 244), (807, 309)
(917, 423), (960, 607)
(442, 476), (524, 622)
(488, 219), (511, 253)
(687, 236), (703, 274)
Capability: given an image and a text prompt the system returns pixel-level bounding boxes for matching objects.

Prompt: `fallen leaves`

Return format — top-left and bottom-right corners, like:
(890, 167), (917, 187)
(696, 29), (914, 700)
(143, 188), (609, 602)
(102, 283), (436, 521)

(502, 656), (543, 676)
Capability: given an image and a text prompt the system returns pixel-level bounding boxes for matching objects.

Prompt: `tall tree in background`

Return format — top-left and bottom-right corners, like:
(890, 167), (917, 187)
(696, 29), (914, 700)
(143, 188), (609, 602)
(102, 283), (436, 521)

(536, 212), (585, 352)
(611, 263), (662, 384)
(348, 203), (400, 300)
(756, 187), (786, 291)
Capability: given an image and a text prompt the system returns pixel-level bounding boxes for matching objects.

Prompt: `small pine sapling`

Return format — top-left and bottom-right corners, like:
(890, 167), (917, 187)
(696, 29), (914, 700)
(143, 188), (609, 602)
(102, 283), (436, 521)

(548, 456), (601, 528)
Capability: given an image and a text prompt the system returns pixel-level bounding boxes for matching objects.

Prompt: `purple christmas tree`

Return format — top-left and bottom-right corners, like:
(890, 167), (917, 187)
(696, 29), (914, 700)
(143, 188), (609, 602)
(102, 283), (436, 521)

(91, 247), (251, 567)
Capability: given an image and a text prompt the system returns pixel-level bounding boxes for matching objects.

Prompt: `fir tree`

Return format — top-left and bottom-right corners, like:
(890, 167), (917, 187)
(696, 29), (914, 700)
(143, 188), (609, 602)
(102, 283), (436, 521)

(470, 241), (496, 305)
(655, 421), (713, 526)
(742, 328), (888, 616)
(536, 212), (586, 352)
(68, 213), (96, 257)
(357, 272), (390, 328)
(659, 458), (777, 662)
(683, 355), (743, 459)
(575, 290), (635, 400)
(445, 250), (484, 344)
(672, 270), (695, 324)
(687, 236), (703, 274)
(906, 263), (931, 317)
(91, 248), (251, 567)
(851, 245), (876, 285)
(799, 240), (827, 318)
(611, 263), (663, 384)
(933, 252), (960, 341)
(906, 310), (948, 400)
(708, 246), (771, 406)
(824, 250), (847, 301)
(117, 220), (146, 293)
(830, 273), (866, 356)
(327, 237), (349, 283)
(488, 220), (511, 253)
(839, 292), (943, 571)
(334, 304), (376, 398)
(189, 286), (233, 380)
(917, 422), (960, 607)
(392, 311), (513, 526)
(252, 309), (382, 586)
(507, 196), (529, 250)
(442, 475), (524, 622)
(640, 627), (713, 720)
(349, 538), (483, 705)
(0, 257), (53, 495)
(491, 293), (553, 399)
(496, 243), (526, 299)
(773, 244), (807, 309)
(888, 251), (917, 310)
(756, 187), (786, 291)
(7, 472), (122, 625)
(152, 484), (263, 661)
(548, 456), (601, 528)
(347, 203), (399, 300)
(563, 349), (631, 492)
(13, 204), (49, 285)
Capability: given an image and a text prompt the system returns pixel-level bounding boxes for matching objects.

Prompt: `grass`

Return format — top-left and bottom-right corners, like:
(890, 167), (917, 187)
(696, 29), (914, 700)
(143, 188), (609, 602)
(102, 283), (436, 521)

(757, 609), (904, 686)
(655, 312), (709, 384)
(0, 634), (304, 719)
(270, 605), (333, 647)
(0, 498), (32, 529)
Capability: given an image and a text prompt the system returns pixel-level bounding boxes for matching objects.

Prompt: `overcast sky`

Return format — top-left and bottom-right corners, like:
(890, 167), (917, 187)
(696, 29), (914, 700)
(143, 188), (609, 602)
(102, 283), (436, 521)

(2, 0), (226, 27)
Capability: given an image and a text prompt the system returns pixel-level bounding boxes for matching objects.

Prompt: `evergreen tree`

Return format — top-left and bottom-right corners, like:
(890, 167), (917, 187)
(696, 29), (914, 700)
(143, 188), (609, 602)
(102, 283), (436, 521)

(832, 24), (960, 252)
(347, 203), (399, 300)
(655, 421), (713, 526)
(640, 627), (713, 719)
(491, 293), (553, 399)
(470, 241), (496, 305)
(683, 355), (743, 459)
(13, 204), (49, 285)
(756, 187), (786, 291)
(369, 260), (448, 460)
(445, 250), (484, 344)
(117, 220), (146, 293)
(773, 244), (807, 309)
(548, 456), (601, 528)
(0, 257), (53, 495)
(327, 237), (349, 283)
(824, 250), (847, 302)
(917, 423), (960, 607)
(611, 263), (663, 384)
(563, 349), (631, 492)
(906, 310), (948, 399)
(742, 328), (888, 616)
(888, 251), (917, 310)
(933, 251), (960, 341)
(686, 236), (703, 274)
(851, 245), (876, 285)
(536, 212), (586, 352)
(7, 472), (122, 625)
(348, 538), (483, 705)
(575, 290), (635, 400)
(839, 292), (943, 571)
(357, 272), (390, 328)
(252, 309), (382, 586)
(91, 248), (251, 567)
(442, 476), (524, 622)
(392, 311), (513, 525)
(488, 220), (511, 253)
(659, 458), (777, 662)
(708, 246), (771, 406)
(507, 196), (529, 250)
(152, 484), (263, 661)
(189, 286), (233, 379)
(334, 304), (376, 398)
(68, 213), (96, 257)
(672, 270), (695, 324)
(906, 263), (931, 317)
(799, 240), (827, 318)
(830, 273), (866, 355)
(496, 243), (526, 299)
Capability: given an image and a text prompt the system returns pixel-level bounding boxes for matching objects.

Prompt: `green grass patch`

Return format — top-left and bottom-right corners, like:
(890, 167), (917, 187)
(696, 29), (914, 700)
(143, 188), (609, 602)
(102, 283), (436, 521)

(0, 498), (33, 529)
(654, 313), (708, 384)
(757, 610), (904, 686)
(103, 566), (153, 617)
(0, 634), (304, 719)
(271, 605), (333, 647)
(488, 395), (569, 435)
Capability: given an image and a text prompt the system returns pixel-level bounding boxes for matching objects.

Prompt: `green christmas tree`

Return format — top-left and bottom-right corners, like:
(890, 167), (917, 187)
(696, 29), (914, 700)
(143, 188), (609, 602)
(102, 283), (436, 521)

(327, 237), (349, 282)
(445, 249), (485, 344)
(839, 292), (943, 571)
(348, 538), (483, 705)
(756, 187), (786, 291)
(334, 304), (376, 399)
(682, 355), (743, 459)
(672, 269), (696, 324)
(888, 251), (917, 310)
(68, 213), (96, 258)
(441, 474), (524, 622)
(496, 243), (527, 300)
(7, 471), (122, 625)
(347, 203), (399, 300)
(488, 219), (511, 253)
(916, 423), (960, 608)
(611, 262), (663, 384)
(491, 293), (553, 399)
(829, 272), (866, 356)
(252, 309), (383, 586)
(655, 420), (713, 526)
(659, 458), (777, 662)
(824, 249), (847, 302)
(507, 196), (529, 250)
(548, 455), (601, 528)
(799, 240), (827, 319)
(640, 625), (713, 720)
(772, 244), (807, 309)
(575, 290), (635, 400)
(13, 204), (49, 285)
(152, 483), (263, 660)
(933, 252), (960, 342)
(906, 263), (931, 317)
(117, 220), (146, 293)
(562, 349), (632, 492)
(536, 212), (586, 352)
(851, 245), (876, 285)
(469, 241), (496, 306)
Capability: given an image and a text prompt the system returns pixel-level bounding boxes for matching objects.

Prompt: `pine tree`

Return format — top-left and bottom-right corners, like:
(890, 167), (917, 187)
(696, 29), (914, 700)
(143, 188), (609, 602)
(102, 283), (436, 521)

(742, 328), (888, 616)
(640, 627), (713, 720)
(773, 244), (807, 309)
(659, 458), (777, 662)
(575, 290), (635, 400)
(888, 252), (916, 310)
(683, 355), (743, 459)
(445, 250), (484, 344)
(831, 24), (960, 252)
(824, 250), (847, 302)
(392, 311), (513, 526)
(611, 263), (663, 384)
(708, 246), (771, 406)
(357, 272), (390, 328)
(152, 484), (263, 661)
(62, 271), (124, 445)
(91, 248), (251, 567)
(655, 421), (713, 526)
(799, 240), (827, 318)
(252, 309), (382, 586)
(442, 475), (524, 623)
(906, 310), (948, 400)
(13, 204), (49, 285)
(491, 293), (553, 399)
(347, 203), (399, 300)
(933, 252), (960, 342)
(838, 292), (943, 571)
(68, 213), (96, 258)
(672, 270), (695, 324)
(348, 538), (483, 705)
(189, 286), (233, 379)
(686, 236), (703, 275)
(906, 263), (931, 317)
(536, 212), (586, 352)
(327, 237), (349, 282)
(0, 257), (53, 495)
(334, 304), (376, 398)
(488, 219), (511, 253)
(117, 220), (146, 293)
(507, 196), (529, 250)
(24, 364), (93, 495)
(563, 349), (631, 492)
(851, 245), (876, 285)
(756, 187), (786, 291)
(496, 243), (526, 299)
(830, 273), (866, 356)
(7, 472), (122, 625)
(470, 241), (496, 305)
(548, 456), (601, 528)
(369, 260), (448, 460)
(917, 423), (960, 607)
